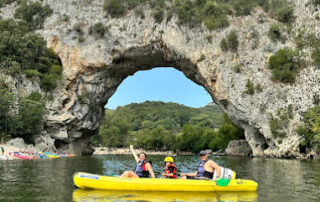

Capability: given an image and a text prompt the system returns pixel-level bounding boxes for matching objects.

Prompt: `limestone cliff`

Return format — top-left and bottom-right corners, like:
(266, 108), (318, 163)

(1, 0), (319, 157)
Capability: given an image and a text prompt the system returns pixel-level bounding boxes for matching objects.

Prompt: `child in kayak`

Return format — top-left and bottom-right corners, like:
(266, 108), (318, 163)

(162, 156), (177, 179)
(120, 145), (155, 178)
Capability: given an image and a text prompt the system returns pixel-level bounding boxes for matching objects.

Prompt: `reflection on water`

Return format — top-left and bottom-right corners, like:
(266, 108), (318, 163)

(73, 189), (258, 202)
(0, 155), (319, 201)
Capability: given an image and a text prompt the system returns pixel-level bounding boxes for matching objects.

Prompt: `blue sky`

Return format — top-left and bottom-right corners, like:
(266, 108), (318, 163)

(105, 67), (213, 109)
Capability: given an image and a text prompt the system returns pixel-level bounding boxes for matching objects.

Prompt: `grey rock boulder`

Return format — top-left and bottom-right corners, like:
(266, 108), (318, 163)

(6, 138), (27, 149)
(226, 140), (252, 157)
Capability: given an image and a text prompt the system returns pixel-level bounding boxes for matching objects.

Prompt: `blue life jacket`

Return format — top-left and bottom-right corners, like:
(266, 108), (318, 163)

(196, 160), (208, 177)
(135, 160), (149, 178)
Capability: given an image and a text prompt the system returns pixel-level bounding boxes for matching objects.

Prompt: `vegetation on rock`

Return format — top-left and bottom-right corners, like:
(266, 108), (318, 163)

(297, 106), (320, 154)
(103, 0), (262, 30)
(269, 105), (293, 138)
(220, 31), (239, 52)
(268, 48), (305, 83)
(0, 88), (45, 144)
(268, 23), (286, 43)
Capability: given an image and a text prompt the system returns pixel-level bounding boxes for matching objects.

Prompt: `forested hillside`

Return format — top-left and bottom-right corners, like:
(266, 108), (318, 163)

(93, 101), (244, 152)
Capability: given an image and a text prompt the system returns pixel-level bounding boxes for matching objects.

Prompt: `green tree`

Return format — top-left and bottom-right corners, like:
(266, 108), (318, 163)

(13, 96), (45, 144)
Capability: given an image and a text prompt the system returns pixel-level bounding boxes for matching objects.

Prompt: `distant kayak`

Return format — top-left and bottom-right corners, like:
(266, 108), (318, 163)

(13, 154), (32, 159)
(44, 152), (60, 158)
(73, 172), (258, 192)
(37, 154), (48, 159)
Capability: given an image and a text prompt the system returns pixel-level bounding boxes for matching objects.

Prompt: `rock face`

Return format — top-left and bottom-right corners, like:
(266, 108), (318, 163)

(226, 140), (252, 157)
(7, 138), (26, 149)
(1, 0), (319, 157)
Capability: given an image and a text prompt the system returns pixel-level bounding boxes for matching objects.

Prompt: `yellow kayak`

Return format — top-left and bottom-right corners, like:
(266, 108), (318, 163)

(46, 154), (60, 158)
(73, 189), (258, 202)
(73, 172), (258, 192)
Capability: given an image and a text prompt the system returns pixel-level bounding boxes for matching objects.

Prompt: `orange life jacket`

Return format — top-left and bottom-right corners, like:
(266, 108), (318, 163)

(164, 164), (177, 179)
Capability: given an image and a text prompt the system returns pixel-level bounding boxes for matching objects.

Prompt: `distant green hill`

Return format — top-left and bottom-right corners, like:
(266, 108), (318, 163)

(94, 101), (244, 152)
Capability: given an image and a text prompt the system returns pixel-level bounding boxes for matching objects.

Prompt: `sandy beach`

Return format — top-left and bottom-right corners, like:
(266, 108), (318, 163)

(0, 144), (30, 159)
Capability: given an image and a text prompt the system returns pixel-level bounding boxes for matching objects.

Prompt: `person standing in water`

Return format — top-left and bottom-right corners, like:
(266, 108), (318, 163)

(121, 145), (155, 178)
(180, 150), (221, 180)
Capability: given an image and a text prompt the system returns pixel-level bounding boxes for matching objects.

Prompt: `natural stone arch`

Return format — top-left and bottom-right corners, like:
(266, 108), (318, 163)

(35, 0), (315, 157)
(44, 35), (268, 156)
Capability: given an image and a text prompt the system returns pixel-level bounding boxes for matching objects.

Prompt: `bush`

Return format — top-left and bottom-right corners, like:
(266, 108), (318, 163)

(204, 15), (229, 30)
(297, 106), (320, 153)
(269, 117), (286, 138)
(232, 64), (242, 73)
(269, 106), (293, 138)
(0, 0), (20, 8)
(14, 1), (53, 31)
(24, 69), (43, 78)
(314, 94), (320, 105)
(220, 31), (239, 52)
(89, 22), (107, 38)
(50, 65), (62, 75)
(276, 6), (295, 24)
(268, 23), (285, 42)
(103, 0), (126, 18)
(152, 7), (164, 23)
(244, 79), (255, 95)
(255, 83), (263, 93)
(309, 0), (320, 6)
(227, 31), (239, 52)
(220, 38), (228, 52)
(268, 48), (304, 83)
(233, 0), (255, 16)
(27, 92), (42, 102)
(40, 73), (60, 91)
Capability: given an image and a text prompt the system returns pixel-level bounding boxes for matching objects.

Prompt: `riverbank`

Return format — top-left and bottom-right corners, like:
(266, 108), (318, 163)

(0, 144), (27, 159)
(93, 147), (226, 156)
(93, 147), (178, 156)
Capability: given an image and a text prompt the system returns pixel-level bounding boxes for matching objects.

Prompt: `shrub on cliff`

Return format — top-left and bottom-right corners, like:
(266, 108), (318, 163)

(220, 31), (239, 52)
(233, 0), (256, 16)
(103, 0), (126, 18)
(297, 106), (320, 154)
(14, 1), (53, 31)
(268, 48), (305, 83)
(268, 23), (286, 42)
(309, 0), (320, 6)
(89, 23), (108, 38)
(276, 6), (294, 24)
(269, 105), (293, 138)
(244, 79), (255, 95)
(0, 0), (20, 8)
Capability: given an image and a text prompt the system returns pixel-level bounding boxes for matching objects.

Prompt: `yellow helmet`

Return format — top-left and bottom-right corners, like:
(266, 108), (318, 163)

(164, 156), (174, 163)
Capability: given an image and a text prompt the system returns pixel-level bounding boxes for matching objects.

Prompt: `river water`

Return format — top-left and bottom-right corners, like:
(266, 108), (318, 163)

(0, 155), (319, 202)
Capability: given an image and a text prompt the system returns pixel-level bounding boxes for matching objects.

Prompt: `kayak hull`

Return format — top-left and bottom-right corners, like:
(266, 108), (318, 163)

(13, 154), (32, 159)
(73, 172), (258, 192)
